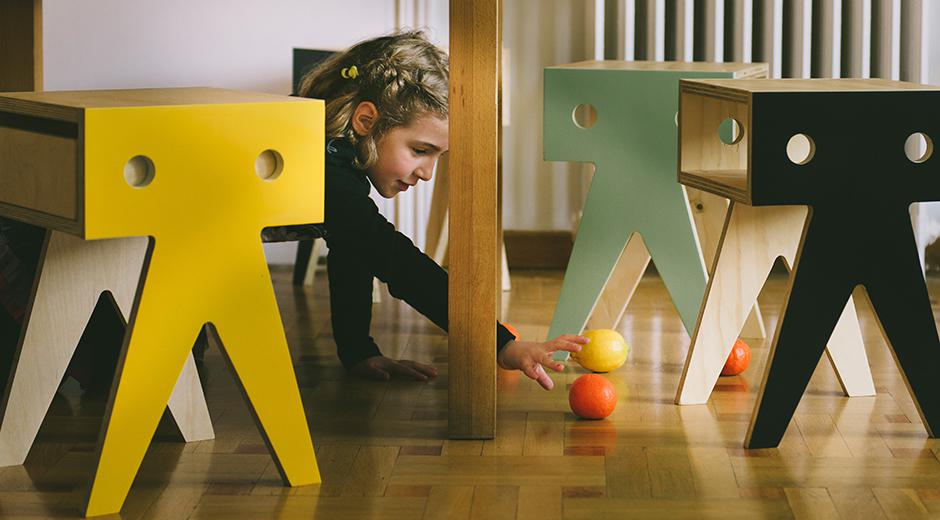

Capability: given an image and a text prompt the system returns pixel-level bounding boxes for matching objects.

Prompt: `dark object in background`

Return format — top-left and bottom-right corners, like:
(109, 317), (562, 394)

(0, 218), (124, 394)
(66, 295), (124, 395)
(0, 218), (209, 394)
(261, 223), (327, 244)
(292, 48), (335, 96)
(0, 219), (44, 391)
(289, 48), (337, 286)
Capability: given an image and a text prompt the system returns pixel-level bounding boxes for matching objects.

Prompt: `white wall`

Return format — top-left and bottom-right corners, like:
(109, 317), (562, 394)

(43, 0), (399, 94)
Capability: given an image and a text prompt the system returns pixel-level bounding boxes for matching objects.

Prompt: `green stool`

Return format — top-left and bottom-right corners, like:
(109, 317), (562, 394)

(543, 61), (764, 360)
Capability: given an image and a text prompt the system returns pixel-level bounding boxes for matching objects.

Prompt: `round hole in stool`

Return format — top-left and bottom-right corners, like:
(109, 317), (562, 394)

(123, 155), (155, 188)
(904, 132), (933, 164)
(572, 104), (597, 129)
(255, 149), (284, 181)
(717, 117), (744, 145)
(786, 134), (815, 165)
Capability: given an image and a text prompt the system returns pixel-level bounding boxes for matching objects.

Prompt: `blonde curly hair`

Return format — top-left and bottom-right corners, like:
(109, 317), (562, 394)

(297, 31), (449, 169)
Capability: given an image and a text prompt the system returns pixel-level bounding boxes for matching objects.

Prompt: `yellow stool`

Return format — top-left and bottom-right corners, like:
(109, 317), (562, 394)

(0, 88), (324, 516)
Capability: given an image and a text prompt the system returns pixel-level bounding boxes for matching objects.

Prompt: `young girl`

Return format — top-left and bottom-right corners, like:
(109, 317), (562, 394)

(295, 31), (588, 390)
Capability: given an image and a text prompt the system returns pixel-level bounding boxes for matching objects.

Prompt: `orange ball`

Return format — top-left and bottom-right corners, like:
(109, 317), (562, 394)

(721, 339), (751, 376)
(569, 374), (617, 420)
(502, 322), (520, 340)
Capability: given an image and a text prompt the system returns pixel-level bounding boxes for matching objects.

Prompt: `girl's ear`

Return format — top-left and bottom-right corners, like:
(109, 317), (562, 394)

(351, 101), (378, 136)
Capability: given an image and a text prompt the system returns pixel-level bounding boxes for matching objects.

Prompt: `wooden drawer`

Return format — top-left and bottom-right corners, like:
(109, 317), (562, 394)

(0, 110), (80, 232)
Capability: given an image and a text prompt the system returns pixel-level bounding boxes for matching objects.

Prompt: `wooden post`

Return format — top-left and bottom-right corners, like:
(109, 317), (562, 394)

(448, 0), (500, 439)
(0, 0), (42, 91)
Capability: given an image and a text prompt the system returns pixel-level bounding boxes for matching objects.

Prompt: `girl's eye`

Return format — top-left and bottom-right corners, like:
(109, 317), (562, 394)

(413, 148), (428, 155)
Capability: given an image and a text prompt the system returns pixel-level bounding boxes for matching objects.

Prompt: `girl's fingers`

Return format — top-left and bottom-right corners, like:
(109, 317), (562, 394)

(541, 355), (566, 372)
(555, 334), (590, 344)
(534, 364), (554, 390)
(521, 363), (541, 382)
(521, 363), (554, 390)
(548, 340), (585, 354)
(402, 360), (439, 378)
(369, 366), (391, 381)
(388, 361), (429, 381)
(351, 361), (390, 381)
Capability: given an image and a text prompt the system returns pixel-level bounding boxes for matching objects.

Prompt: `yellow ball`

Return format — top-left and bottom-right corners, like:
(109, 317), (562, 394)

(572, 329), (629, 373)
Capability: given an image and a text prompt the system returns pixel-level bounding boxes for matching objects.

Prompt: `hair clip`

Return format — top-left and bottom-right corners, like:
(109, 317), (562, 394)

(341, 65), (359, 79)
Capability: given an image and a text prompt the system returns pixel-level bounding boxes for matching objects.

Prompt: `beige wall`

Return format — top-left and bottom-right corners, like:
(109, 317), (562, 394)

(502, 0), (596, 232)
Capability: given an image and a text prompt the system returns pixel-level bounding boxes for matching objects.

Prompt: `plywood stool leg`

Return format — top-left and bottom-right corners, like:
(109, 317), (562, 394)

(741, 306), (767, 339)
(676, 204), (874, 405)
(676, 204), (794, 405)
(687, 188), (766, 339)
(0, 230), (93, 467)
(0, 231), (213, 469)
(547, 175), (635, 360)
(100, 237), (214, 444)
(167, 353), (215, 442)
(302, 238), (324, 287)
(854, 211), (940, 436)
(425, 153), (450, 266)
(548, 183), (706, 357)
(424, 156), (510, 291)
(641, 187), (709, 335)
(293, 239), (314, 286)
(584, 233), (650, 331)
(85, 240), (316, 517)
(823, 296), (876, 397)
(500, 241), (511, 292)
(745, 218), (858, 449)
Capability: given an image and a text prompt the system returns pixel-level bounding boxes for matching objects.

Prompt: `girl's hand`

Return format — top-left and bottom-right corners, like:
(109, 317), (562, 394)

(350, 356), (439, 381)
(496, 334), (590, 390)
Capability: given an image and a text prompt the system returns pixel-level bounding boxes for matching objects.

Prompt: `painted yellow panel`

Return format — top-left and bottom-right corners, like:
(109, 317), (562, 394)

(81, 99), (323, 516)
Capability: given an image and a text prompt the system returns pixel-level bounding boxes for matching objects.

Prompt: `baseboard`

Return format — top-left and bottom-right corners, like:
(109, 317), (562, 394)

(504, 230), (794, 276)
(504, 230), (573, 270)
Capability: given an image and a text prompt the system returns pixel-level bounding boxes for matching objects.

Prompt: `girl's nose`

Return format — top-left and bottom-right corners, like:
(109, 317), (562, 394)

(415, 167), (433, 182)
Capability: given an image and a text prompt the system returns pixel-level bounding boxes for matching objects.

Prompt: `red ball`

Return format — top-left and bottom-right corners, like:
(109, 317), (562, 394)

(569, 374), (617, 419)
(721, 339), (751, 376)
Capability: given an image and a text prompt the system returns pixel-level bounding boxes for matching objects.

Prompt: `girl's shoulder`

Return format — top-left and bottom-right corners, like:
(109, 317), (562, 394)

(325, 138), (369, 194)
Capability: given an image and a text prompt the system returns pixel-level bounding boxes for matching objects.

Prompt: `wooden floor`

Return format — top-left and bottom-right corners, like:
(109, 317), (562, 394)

(5, 266), (940, 518)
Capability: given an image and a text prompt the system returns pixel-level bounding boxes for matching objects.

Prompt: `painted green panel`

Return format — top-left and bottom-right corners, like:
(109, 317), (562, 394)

(543, 66), (735, 359)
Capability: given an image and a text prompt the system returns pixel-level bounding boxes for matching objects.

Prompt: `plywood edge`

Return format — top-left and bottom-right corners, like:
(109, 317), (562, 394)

(0, 97), (81, 123)
(678, 171), (750, 204)
(0, 88), (308, 112)
(733, 64), (770, 79)
(0, 201), (81, 236)
(679, 80), (751, 104)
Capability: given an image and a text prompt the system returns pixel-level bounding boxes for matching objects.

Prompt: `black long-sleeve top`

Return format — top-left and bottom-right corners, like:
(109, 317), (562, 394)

(322, 138), (516, 370)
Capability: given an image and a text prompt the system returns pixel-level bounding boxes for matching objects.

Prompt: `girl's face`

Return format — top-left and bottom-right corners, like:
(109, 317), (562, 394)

(366, 113), (449, 198)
